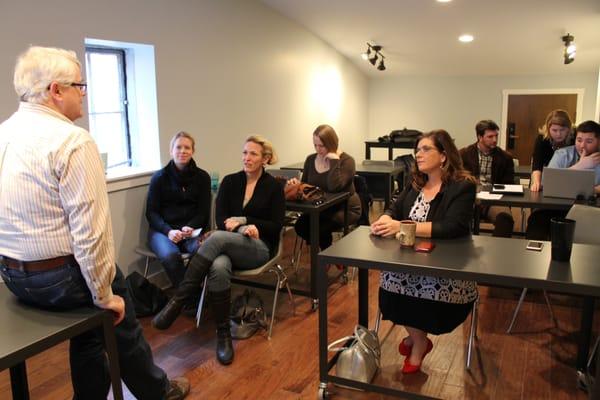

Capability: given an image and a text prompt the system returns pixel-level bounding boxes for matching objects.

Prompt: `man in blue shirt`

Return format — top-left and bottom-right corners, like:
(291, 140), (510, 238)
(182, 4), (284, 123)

(548, 120), (600, 194)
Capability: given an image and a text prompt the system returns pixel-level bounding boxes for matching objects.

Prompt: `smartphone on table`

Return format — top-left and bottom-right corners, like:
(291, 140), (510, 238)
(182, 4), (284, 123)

(526, 241), (543, 251)
(415, 241), (435, 253)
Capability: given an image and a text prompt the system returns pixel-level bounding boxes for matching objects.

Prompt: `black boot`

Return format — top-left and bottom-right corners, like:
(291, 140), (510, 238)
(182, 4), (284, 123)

(211, 289), (234, 365)
(152, 254), (211, 330)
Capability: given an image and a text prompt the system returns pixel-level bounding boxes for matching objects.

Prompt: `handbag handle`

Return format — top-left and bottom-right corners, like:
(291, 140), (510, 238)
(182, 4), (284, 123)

(327, 335), (356, 352)
(328, 325), (381, 367)
(353, 325), (381, 366)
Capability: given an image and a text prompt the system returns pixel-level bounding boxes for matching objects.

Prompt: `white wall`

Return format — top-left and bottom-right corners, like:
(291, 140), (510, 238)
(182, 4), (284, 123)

(0, 0), (369, 274)
(369, 73), (598, 153)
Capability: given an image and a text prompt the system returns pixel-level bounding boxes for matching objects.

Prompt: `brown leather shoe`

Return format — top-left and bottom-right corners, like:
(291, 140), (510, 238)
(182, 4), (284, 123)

(166, 377), (190, 400)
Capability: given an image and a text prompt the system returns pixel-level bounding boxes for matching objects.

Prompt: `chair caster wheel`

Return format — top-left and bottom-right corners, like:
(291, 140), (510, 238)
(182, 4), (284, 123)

(317, 386), (329, 399)
(311, 299), (319, 311)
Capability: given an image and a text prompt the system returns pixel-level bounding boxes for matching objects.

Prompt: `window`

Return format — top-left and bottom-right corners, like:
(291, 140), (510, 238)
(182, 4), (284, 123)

(85, 47), (131, 168)
(84, 38), (160, 178)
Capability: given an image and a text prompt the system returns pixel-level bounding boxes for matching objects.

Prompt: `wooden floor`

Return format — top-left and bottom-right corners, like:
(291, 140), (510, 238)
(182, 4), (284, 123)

(0, 213), (596, 399)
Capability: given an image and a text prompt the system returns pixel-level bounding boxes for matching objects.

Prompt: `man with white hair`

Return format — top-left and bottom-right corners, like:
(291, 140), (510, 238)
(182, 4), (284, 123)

(0, 46), (189, 400)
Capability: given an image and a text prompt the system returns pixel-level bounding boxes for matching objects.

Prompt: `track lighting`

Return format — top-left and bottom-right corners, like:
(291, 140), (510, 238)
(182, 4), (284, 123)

(562, 33), (576, 65)
(361, 47), (371, 61)
(362, 43), (386, 71)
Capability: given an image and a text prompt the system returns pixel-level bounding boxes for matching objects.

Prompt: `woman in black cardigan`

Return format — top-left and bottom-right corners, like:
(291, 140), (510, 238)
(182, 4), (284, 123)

(152, 135), (285, 366)
(371, 130), (477, 374)
(146, 131), (211, 287)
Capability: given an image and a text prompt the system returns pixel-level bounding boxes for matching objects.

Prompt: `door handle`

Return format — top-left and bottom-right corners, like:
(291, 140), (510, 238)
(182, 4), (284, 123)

(509, 135), (519, 139)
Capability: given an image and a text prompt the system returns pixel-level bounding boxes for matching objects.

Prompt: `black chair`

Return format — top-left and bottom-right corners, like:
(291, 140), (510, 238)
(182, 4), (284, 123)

(392, 154), (415, 201)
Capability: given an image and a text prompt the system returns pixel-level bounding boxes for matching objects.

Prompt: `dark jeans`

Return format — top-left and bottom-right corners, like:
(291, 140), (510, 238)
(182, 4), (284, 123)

(0, 262), (169, 400)
(148, 228), (200, 287)
(294, 209), (342, 250)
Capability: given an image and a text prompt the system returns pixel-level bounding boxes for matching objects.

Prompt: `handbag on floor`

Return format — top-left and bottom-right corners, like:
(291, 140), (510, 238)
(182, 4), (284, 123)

(230, 289), (267, 339)
(327, 325), (381, 384)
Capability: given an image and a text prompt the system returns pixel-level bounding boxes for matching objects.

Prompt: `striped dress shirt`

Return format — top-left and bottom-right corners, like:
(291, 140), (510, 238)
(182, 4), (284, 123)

(0, 102), (115, 307)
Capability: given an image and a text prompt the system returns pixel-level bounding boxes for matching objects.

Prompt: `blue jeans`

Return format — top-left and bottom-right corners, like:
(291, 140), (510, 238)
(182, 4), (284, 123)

(196, 231), (270, 292)
(148, 228), (200, 287)
(0, 261), (169, 400)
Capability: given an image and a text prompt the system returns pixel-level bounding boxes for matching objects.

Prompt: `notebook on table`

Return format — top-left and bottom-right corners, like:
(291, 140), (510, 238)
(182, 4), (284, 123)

(490, 184), (524, 195)
(542, 167), (596, 199)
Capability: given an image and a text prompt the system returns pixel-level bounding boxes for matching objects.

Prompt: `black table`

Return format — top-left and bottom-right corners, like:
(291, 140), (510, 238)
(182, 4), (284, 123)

(0, 285), (123, 400)
(365, 139), (418, 160)
(474, 187), (574, 234)
(316, 226), (600, 399)
(281, 161), (403, 208)
(286, 192), (350, 309)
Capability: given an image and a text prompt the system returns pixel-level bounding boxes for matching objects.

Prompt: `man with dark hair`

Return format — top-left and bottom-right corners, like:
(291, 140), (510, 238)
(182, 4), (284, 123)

(459, 119), (515, 237)
(0, 46), (189, 400)
(548, 120), (600, 194)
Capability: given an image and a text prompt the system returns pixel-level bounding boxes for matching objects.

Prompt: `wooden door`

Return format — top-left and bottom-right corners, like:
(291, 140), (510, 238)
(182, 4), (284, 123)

(506, 94), (577, 166)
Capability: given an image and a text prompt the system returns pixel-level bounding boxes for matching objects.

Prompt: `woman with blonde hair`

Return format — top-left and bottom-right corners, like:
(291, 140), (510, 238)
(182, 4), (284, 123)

(530, 109), (573, 192)
(145, 131), (211, 289)
(152, 135), (285, 366)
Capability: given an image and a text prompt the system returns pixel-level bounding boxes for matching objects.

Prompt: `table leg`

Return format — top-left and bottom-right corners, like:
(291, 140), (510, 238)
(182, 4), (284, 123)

(592, 342), (600, 400)
(577, 297), (594, 371)
(103, 312), (124, 400)
(358, 268), (369, 327)
(388, 144), (393, 161)
(365, 144), (371, 160)
(317, 255), (329, 389)
(9, 363), (29, 400)
(310, 210), (320, 306)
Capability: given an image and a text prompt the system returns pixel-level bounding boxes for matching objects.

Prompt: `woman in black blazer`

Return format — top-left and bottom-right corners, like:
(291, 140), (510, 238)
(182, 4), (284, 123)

(152, 135), (285, 366)
(371, 130), (477, 374)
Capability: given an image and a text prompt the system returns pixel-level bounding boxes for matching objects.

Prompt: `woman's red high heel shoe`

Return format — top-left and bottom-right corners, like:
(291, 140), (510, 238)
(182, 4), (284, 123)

(398, 337), (412, 356)
(402, 338), (433, 374)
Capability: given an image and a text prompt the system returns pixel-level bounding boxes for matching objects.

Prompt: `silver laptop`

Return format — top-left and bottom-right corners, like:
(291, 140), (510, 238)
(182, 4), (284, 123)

(542, 167), (596, 199)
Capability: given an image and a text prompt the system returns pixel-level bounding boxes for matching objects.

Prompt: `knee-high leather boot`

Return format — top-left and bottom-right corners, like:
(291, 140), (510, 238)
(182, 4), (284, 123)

(152, 254), (211, 330)
(211, 288), (234, 365)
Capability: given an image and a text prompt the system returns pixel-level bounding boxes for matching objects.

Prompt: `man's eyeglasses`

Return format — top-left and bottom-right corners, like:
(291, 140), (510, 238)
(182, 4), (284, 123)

(46, 82), (87, 94)
(69, 82), (87, 94)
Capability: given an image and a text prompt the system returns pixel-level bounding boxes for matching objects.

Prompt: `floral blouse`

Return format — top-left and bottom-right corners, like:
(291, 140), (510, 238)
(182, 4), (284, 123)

(380, 191), (478, 304)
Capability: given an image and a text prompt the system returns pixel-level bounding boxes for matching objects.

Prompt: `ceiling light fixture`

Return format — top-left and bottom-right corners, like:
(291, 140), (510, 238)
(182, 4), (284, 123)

(436, 0), (453, 3)
(458, 34), (474, 43)
(363, 43), (386, 71)
(562, 33), (576, 64)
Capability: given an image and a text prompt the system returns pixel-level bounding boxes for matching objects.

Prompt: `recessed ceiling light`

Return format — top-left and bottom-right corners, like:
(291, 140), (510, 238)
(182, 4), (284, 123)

(437, 0), (452, 3)
(459, 34), (474, 43)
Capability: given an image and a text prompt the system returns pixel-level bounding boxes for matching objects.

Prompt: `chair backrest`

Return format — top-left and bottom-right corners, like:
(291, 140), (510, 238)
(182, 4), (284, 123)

(393, 154), (415, 193)
(362, 160), (394, 166)
(566, 204), (600, 245)
(353, 175), (372, 226)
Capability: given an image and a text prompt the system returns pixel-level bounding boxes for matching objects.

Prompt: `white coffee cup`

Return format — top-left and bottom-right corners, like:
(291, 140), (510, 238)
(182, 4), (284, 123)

(396, 220), (416, 247)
